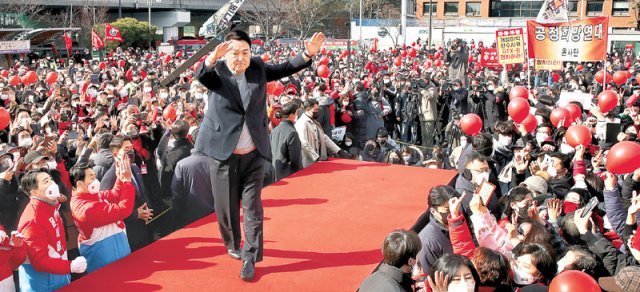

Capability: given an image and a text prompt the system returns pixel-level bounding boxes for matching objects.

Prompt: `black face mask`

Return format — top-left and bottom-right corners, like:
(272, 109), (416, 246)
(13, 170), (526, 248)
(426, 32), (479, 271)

(516, 201), (531, 219)
(126, 150), (136, 161)
(365, 144), (375, 152)
(311, 111), (319, 120)
(378, 139), (387, 145)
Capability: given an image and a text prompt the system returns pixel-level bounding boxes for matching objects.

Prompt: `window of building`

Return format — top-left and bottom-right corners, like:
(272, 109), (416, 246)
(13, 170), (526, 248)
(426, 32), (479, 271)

(612, 0), (630, 16)
(444, 2), (459, 16)
(422, 2), (437, 16)
(489, 1), (544, 17)
(466, 2), (481, 16)
(586, 1), (603, 16)
(567, 1), (579, 16)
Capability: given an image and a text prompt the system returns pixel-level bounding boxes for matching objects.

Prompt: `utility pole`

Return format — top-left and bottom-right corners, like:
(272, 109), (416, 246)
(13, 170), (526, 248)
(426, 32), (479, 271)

(359, 0), (363, 46)
(119, 0), (122, 19)
(401, 0), (407, 45)
(428, 0), (433, 47)
(148, 0), (152, 48)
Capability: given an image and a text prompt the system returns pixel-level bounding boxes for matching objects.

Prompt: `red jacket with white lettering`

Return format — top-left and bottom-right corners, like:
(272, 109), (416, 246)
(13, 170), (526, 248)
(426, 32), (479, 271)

(18, 199), (71, 274)
(71, 179), (135, 243)
(0, 225), (27, 280)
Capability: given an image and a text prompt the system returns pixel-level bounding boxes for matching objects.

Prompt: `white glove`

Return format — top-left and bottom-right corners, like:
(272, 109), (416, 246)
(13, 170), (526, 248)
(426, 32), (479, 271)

(70, 256), (87, 273)
(0, 230), (7, 243)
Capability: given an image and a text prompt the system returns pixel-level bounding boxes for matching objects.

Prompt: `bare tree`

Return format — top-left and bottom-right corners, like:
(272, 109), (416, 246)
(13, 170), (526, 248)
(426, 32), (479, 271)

(374, 3), (401, 47)
(288, 0), (343, 40)
(239, 0), (289, 43)
(75, 0), (110, 48)
(1, 0), (49, 27)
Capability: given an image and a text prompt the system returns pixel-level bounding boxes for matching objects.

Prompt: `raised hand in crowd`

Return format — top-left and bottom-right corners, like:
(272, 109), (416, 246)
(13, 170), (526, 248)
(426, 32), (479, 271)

(469, 192), (488, 215)
(426, 270), (450, 292)
(448, 192), (467, 219)
(626, 191), (640, 225)
(547, 198), (562, 223)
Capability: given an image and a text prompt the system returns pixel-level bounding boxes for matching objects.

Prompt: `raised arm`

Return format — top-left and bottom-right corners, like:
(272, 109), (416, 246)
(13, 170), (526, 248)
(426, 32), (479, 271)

(265, 32), (324, 82)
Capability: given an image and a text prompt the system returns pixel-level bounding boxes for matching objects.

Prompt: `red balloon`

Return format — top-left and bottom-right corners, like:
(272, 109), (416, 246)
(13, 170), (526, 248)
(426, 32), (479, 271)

(8, 76), (21, 86)
(0, 70), (8, 78)
(408, 48), (417, 58)
(508, 98), (530, 123)
(576, 64), (584, 71)
(22, 71), (37, 85)
(460, 114), (483, 136)
(164, 55), (172, 63)
(401, 50), (407, 58)
(520, 114), (538, 133)
(320, 48), (327, 55)
(317, 65), (330, 78)
(145, 53), (152, 60)
(606, 141), (640, 174)
(175, 50), (183, 58)
(550, 107), (571, 128)
(565, 125), (592, 148)
(261, 53), (270, 63)
(522, 63), (529, 71)
(565, 103), (582, 122)
(267, 81), (284, 96)
(549, 270), (600, 292)
(99, 62), (107, 70)
(434, 52), (441, 59)
(393, 57), (402, 67)
(118, 60), (126, 68)
(327, 50), (333, 57)
(510, 86), (529, 100)
(140, 70), (147, 79)
(594, 70), (612, 83)
(163, 104), (177, 121)
(45, 72), (58, 85)
(613, 71), (628, 86)
(433, 59), (442, 67)
(319, 56), (330, 66)
(552, 72), (560, 82)
(0, 107), (9, 130)
(597, 90), (618, 113)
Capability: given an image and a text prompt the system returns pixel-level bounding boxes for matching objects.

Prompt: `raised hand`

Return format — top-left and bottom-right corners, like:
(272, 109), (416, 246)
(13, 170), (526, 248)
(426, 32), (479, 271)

(448, 192), (467, 218)
(426, 271), (450, 292)
(205, 41), (231, 66)
(547, 198), (562, 222)
(604, 172), (617, 191)
(304, 32), (326, 57)
(469, 192), (488, 215)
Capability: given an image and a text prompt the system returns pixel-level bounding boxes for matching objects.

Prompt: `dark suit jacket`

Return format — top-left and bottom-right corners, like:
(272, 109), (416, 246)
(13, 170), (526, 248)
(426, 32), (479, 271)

(269, 120), (302, 181)
(171, 153), (215, 230)
(195, 55), (312, 161)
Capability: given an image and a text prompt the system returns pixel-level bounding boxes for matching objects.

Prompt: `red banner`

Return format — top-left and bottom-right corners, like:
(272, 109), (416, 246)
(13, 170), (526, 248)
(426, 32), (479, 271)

(527, 16), (608, 61)
(105, 23), (124, 42)
(480, 48), (500, 68)
(92, 29), (104, 50)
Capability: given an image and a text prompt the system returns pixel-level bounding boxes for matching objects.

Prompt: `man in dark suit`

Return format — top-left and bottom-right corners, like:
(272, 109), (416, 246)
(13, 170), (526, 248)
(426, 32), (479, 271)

(195, 30), (325, 280)
(269, 102), (302, 182)
(170, 151), (215, 231)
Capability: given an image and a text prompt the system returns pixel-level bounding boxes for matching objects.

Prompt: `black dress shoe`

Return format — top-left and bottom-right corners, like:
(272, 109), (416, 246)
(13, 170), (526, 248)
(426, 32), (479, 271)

(227, 249), (241, 260)
(240, 261), (255, 281)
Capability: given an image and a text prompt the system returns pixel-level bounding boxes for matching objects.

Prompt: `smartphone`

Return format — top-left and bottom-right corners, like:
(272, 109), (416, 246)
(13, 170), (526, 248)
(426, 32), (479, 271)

(66, 131), (78, 141)
(477, 180), (496, 206)
(581, 196), (599, 218)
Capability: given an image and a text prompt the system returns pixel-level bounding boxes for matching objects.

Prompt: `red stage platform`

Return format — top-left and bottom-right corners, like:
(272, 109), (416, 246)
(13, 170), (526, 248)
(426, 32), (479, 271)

(62, 159), (456, 291)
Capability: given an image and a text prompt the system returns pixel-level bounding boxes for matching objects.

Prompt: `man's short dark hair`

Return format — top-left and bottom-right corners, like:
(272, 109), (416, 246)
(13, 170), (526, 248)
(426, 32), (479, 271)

(97, 133), (113, 150)
(472, 133), (493, 156)
(428, 185), (459, 209)
(561, 245), (599, 277)
(109, 135), (132, 151)
(171, 119), (190, 140)
(281, 102), (299, 117)
(303, 98), (319, 110)
(20, 170), (46, 196)
(70, 163), (93, 187)
(464, 152), (489, 168)
(224, 30), (251, 47)
(382, 229), (422, 268)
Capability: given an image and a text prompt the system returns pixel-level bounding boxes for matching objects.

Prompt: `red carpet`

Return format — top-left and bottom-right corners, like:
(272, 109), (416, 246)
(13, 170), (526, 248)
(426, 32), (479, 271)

(62, 159), (456, 291)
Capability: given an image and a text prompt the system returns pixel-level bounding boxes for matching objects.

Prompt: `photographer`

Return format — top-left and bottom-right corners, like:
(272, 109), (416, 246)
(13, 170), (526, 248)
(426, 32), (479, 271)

(396, 81), (421, 145)
(446, 39), (469, 87)
(446, 79), (470, 116)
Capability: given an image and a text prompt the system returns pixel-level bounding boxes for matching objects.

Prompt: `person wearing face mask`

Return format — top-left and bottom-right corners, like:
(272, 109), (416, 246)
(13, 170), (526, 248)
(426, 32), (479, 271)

(427, 254), (479, 292)
(511, 243), (557, 289)
(311, 84), (333, 137)
(417, 186), (460, 275)
(491, 121), (515, 176)
(456, 153), (501, 217)
(447, 79), (470, 115)
(376, 128), (399, 154)
(534, 123), (553, 148)
(295, 99), (343, 168)
(69, 159), (135, 273)
(17, 170), (88, 291)
(0, 150), (21, 232)
(546, 152), (573, 199)
(359, 229), (421, 292)
(270, 103), (303, 182)
(359, 139), (384, 162)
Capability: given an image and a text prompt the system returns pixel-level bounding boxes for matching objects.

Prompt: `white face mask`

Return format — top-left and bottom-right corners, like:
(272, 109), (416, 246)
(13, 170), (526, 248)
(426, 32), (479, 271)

(403, 155), (412, 161)
(498, 135), (512, 146)
(342, 101), (350, 106)
(44, 183), (61, 200)
(447, 280), (475, 292)
(474, 171), (491, 185)
(119, 89), (128, 97)
(512, 265), (539, 285)
(0, 94), (8, 100)
(47, 160), (57, 170)
(143, 87), (152, 93)
(88, 179), (100, 194)
(19, 137), (33, 148)
(535, 133), (549, 144)
(547, 166), (558, 178)
(559, 143), (575, 155)
(345, 141), (352, 147)
(460, 139), (467, 148)
(107, 85), (115, 91)
(160, 92), (169, 99)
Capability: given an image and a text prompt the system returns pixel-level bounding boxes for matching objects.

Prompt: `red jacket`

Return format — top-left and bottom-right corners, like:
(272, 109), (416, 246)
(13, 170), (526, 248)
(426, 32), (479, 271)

(18, 199), (71, 274)
(447, 213), (476, 258)
(71, 180), (135, 243)
(0, 225), (27, 280)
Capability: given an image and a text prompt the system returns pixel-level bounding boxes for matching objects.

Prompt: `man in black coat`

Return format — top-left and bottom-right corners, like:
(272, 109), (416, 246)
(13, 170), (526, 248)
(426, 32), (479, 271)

(170, 151), (215, 231)
(100, 136), (154, 252)
(270, 102), (302, 182)
(157, 119), (194, 201)
(195, 30), (325, 280)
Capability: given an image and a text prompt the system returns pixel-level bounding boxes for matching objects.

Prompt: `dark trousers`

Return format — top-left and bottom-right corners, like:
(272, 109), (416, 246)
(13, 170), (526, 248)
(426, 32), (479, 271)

(211, 150), (265, 263)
